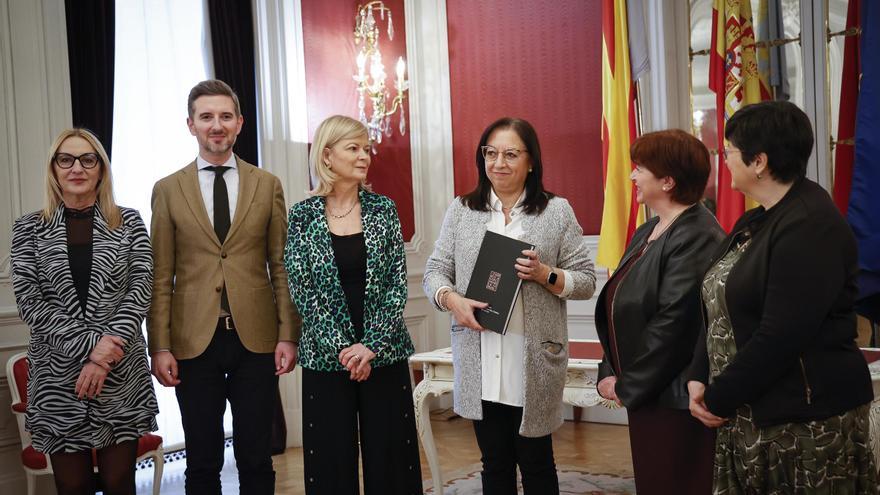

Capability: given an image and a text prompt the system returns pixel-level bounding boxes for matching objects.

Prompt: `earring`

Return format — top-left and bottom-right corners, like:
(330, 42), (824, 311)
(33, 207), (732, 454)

(529, 168), (533, 172)
(662, 186), (669, 191)
(756, 173), (762, 180)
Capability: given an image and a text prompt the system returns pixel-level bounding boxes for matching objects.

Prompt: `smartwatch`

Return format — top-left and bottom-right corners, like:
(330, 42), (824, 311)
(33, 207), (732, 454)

(547, 270), (558, 286)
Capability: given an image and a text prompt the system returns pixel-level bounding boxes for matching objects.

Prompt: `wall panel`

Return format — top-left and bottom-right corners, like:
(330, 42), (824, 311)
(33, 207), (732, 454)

(0, 0), (71, 491)
(446, 0), (604, 234)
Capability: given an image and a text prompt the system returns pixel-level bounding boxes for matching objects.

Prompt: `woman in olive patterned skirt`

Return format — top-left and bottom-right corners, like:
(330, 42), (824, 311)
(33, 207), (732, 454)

(687, 101), (877, 494)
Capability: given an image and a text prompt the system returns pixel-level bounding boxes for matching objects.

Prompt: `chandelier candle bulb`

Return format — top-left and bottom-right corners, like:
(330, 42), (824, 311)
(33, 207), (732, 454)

(356, 52), (366, 75)
(396, 57), (405, 87)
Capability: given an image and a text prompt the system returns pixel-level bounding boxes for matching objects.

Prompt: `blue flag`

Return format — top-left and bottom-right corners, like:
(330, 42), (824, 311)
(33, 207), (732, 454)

(849, 0), (880, 307)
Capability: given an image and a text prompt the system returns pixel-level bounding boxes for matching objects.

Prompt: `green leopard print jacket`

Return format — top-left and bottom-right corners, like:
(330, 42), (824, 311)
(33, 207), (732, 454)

(284, 190), (414, 371)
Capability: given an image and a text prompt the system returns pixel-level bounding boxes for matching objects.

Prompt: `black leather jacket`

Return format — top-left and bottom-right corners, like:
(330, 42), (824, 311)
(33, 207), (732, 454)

(597, 204), (725, 411)
(688, 178), (874, 427)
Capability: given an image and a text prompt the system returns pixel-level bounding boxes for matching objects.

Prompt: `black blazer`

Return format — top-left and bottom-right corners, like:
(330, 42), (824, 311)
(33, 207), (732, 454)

(597, 204), (725, 411)
(688, 178), (874, 427)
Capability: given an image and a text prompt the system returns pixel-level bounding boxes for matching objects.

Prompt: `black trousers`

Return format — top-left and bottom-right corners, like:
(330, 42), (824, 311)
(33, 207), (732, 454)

(301, 360), (422, 495)
(472, 400), (559, 495)
(176, 322), (278, 495)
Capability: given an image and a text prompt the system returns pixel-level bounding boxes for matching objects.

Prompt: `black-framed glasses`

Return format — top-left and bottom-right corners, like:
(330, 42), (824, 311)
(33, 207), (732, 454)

(481, 146), (527, 164)
(54, 153), (101, 169)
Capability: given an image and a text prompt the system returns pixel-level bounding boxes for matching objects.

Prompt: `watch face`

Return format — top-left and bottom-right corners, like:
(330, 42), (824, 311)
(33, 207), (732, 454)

(548, 272), (558, 285)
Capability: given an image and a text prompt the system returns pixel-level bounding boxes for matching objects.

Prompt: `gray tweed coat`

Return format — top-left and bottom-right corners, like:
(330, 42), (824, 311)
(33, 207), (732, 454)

(423, 196), (596, 437)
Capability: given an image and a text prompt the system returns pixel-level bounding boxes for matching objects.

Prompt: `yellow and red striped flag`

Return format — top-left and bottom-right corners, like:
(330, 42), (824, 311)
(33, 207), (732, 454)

(597, 0), (645, 270)
(711, 0), (771, 231)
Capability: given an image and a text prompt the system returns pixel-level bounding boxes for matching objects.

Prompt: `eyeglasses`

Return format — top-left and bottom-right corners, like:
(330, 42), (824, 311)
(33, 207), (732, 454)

(481, 146), (527, 164)
(722, 148), (742, 160)
(54, 153), (101, 169)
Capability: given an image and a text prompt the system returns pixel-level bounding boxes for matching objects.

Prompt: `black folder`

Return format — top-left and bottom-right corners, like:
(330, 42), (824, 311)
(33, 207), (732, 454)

(464, 230), (534, 334)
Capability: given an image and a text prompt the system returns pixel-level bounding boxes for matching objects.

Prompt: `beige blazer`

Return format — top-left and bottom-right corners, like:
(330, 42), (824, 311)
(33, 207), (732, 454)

(147, 158), (301, 359)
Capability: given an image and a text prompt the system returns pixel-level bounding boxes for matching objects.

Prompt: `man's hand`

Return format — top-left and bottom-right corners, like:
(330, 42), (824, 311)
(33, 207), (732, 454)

(151, 350), (181, 387)
(688, 380), (725, 428)
(76, 362), (109, 399)
(275, 341), (297, 375)
(90, 335), (126, 371)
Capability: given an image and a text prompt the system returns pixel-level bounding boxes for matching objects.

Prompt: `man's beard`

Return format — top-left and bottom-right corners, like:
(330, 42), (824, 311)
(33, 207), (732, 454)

(206, 135), (234, 154)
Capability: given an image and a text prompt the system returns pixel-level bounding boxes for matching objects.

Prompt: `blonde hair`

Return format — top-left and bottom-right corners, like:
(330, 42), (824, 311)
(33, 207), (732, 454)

(309, 115), (373, 196)
(42, 128), (122, 230)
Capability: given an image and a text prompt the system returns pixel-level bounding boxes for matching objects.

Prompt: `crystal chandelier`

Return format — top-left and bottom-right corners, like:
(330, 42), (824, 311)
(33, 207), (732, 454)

(353, 1), (408, 152)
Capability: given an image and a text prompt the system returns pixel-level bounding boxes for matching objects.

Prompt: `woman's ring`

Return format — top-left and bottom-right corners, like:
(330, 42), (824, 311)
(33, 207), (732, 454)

(352, 355), (361, 361)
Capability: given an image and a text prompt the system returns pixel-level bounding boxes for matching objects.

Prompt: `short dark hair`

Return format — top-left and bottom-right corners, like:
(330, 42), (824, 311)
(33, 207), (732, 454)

(724, 100), (814, 183)
(187, 79), (241, 119)
(460, 117), (555, 214)
(630, 129), (711, 205)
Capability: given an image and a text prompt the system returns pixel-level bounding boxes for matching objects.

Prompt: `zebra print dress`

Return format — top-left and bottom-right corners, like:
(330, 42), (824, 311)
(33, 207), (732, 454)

(11, 204), (159, 454)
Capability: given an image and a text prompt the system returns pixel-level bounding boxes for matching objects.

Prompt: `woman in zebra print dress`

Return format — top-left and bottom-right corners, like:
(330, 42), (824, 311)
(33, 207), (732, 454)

(10, 128), (158, 495)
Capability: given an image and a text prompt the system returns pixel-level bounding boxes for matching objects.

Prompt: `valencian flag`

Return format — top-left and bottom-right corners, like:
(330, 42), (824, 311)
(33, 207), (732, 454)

(710, 0), (771, 232)
(833, 0), (861, 214)
(597, 0), (646, 269)
(848, 0), (880, 316)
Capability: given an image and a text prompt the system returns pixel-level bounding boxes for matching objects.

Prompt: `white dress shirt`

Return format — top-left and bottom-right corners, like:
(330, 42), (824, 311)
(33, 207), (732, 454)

(436, 189), (573, 407)
(197, 154), (239, 226)
(481, 190), (528, 406)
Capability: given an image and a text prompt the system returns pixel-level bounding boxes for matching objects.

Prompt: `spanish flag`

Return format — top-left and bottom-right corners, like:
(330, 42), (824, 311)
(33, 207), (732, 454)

(711, 0), (771, 231)
(597, 0), (645, 269)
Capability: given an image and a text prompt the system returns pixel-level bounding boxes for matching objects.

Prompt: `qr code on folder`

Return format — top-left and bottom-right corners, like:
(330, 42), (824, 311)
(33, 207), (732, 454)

(486, 271), (501, 292)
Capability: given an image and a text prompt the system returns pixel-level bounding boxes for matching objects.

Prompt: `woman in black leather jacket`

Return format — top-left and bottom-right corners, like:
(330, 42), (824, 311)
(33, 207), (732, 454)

(687, 101), (876, 493)
(596, 129), (724, 495)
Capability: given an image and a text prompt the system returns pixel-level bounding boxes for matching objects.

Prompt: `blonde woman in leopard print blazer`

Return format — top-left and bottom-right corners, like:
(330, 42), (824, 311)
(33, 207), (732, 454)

(283, 115), (420, 494)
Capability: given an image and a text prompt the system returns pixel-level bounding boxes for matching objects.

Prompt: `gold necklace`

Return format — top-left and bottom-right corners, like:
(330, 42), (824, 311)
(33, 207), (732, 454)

(327, 200), (358, 219)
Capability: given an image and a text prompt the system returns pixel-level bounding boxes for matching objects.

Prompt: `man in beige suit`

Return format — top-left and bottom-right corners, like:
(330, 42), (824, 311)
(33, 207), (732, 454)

(148, 79), (300, 494)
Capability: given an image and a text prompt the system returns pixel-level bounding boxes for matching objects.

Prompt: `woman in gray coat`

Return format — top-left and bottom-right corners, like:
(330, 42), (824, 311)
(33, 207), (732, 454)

(424, 117), (596, 494)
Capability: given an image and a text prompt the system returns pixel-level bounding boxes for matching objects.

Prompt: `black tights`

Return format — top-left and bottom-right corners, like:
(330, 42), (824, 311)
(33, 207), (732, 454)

(49, 439), (138, 495)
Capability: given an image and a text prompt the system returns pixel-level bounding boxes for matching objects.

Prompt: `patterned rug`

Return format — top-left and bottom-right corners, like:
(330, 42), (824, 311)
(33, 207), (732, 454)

(423, 463), (635, 494)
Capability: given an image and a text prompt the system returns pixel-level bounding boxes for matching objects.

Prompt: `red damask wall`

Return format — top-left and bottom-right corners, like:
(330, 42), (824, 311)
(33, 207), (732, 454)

(301, 0), (415, 240)
(446, 0), (604, 233)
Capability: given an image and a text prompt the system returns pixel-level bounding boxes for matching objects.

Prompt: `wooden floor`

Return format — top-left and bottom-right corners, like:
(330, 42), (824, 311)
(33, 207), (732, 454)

(135, 416), (632, 494)
(273, 415), (633, 493)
